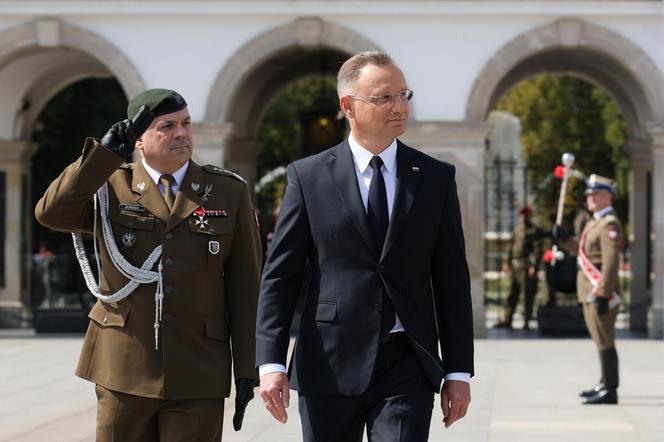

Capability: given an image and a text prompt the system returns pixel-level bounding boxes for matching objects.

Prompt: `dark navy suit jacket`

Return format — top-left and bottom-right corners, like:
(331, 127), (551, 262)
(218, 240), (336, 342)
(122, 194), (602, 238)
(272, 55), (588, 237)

(256, 140), (474, 395)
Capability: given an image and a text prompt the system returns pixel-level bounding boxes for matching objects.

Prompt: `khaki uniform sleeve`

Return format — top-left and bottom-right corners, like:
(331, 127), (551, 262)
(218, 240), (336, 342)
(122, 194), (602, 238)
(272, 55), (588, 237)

(35, 139), (124, 233)
(598, 220), (622, 297)
(224, 182), (262, 381)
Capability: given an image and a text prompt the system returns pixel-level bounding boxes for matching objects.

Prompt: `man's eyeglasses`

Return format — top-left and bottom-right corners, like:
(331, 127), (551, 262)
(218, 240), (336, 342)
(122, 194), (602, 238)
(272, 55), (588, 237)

(350, 89), (414, 108)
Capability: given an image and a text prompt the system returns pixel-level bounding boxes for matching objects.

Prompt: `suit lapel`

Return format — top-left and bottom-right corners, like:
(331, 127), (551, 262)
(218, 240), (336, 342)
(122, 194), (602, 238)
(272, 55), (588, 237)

(132, 160), (170, 224)
(381, 142), (420, 261)
(327, 141), (379, 257)
(165, 161), (205, 233)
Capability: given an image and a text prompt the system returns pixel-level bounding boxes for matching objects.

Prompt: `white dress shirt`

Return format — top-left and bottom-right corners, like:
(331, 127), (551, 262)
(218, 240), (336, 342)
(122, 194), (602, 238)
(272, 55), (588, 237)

(141, 158), (189, 196)
(260, 135), (470, 384)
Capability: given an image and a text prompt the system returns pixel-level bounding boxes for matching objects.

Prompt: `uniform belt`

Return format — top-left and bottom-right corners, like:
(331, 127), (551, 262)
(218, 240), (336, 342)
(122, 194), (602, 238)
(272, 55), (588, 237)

(379, 331), (406, 344)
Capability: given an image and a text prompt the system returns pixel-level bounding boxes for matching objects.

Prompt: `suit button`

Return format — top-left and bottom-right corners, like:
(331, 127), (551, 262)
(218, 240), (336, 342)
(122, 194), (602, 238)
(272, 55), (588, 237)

(165, 233), (173, 240)
(375, 303), (381, 311)
(164, 258), (173, 266)
(165, 286), (173, 294)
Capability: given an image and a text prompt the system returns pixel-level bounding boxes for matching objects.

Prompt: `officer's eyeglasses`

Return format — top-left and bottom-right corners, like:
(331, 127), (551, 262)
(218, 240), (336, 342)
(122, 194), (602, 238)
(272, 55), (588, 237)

(350, 89), (414, 109)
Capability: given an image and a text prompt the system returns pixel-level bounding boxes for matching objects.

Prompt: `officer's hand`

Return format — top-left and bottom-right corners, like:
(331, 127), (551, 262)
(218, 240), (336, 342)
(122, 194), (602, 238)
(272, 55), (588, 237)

(232, 378), (256, 431)
(594, 296), (609, 315)
(100, 105), (154, 158)
(552, 224), (570, 243)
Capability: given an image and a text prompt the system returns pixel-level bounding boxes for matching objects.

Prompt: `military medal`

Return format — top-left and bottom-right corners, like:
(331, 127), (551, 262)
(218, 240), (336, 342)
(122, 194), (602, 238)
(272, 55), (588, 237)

(122, 231), (136, 247)
(208, 240), (220, 255)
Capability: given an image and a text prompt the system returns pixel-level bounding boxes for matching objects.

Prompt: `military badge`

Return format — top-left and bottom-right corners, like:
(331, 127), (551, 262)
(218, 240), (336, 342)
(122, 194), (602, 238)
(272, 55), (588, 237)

(136, 182), (146, 191)
(208, 240), (220, 255)
(411, 166), (420, 172)
(191, 182), (200, 192)
(608, 230), (619, 240)
(202, 184), (213, 204)
(122, 231), (136, 247)
(119, 204), (146, 213)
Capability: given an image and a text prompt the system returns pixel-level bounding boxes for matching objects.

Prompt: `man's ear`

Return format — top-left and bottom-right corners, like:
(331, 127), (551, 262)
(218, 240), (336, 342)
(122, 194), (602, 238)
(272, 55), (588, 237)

(339, 96), (353, 119)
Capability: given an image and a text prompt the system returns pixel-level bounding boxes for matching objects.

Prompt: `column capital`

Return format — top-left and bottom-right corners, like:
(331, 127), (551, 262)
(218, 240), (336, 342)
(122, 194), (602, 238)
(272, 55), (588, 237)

(402, 121), (491, 150)
(646, 124), (664, 148)
(0, 140), (37, 165)
(625, 138), (652, 165)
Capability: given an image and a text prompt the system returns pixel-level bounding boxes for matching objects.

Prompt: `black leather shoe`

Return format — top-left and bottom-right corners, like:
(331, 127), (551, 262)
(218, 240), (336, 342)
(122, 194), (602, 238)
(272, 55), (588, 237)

(582, 388), (617, 404)
(579, 382), (605, 398)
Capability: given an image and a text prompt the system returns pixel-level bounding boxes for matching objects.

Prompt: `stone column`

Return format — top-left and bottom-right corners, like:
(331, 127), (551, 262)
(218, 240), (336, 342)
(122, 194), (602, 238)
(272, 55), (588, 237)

(626, 139), (652, 331)
(0, 140), (36, 327)
(649, 126), (664, 338)
(191, 122), (233, 170)
(402, 121), (491, 338)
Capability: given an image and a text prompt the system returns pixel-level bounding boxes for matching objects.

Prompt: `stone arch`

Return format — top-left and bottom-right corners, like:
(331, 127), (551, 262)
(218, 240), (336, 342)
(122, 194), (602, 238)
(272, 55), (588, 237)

(467, 18), (664, 333)
(466, 18), (664, 139)
(0, 19), (144, 101)
(203, 17), (384, 183)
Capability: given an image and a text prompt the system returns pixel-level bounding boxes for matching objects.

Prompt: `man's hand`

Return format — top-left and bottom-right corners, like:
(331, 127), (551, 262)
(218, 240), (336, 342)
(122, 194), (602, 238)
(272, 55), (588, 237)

(100, 105), (154, 158)
(594, 296), (609, 315)
(552, 224), (570, 243)
(441, 380), (470, 428)
(232, 378), (256, 431)
(258, 372), (290, 424)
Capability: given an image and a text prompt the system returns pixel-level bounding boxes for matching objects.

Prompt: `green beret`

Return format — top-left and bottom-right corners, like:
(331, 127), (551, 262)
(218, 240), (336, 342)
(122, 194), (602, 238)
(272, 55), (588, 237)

(127, 88), (187, 120)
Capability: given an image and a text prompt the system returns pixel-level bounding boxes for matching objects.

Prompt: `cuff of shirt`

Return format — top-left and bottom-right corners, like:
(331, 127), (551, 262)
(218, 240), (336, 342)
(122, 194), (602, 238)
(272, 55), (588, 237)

(444, 372), (471, 383)
(258, 363), (287, 378)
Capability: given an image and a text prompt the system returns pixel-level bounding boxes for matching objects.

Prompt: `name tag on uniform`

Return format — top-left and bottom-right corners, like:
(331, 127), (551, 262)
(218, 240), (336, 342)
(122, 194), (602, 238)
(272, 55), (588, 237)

(119, 204), (146, 213)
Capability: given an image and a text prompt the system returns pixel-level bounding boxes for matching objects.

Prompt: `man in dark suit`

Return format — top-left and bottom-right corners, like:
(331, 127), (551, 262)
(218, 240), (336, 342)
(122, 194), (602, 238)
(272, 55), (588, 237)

(256, 52), (474, 441)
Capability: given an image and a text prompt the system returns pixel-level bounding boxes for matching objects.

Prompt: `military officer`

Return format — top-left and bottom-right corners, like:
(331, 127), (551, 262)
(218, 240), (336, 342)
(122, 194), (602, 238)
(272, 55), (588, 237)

(35, 89), (262, 440)
(496, 205), (543, 330)
(559, 174), (622, 405)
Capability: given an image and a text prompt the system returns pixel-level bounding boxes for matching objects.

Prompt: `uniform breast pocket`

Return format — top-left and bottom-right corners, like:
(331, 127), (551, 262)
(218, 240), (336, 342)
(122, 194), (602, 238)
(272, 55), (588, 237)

(108, 210), (156, 263)
(187, 217), (233, 271)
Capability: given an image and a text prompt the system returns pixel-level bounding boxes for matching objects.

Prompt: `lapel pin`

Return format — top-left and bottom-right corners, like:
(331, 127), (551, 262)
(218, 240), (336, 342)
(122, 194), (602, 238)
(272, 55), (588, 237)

(202, 184), (213, 203)
(191, 182), (200, 192)
(136, 182), (146, 191)
(122, 231), (136, 247)
(208, 240), (220, 255)
(411, 166), (420, 172)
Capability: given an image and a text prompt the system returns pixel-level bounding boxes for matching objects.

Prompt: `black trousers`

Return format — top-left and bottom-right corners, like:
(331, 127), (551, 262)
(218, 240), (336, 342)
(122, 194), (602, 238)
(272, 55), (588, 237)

(298, 334), (435, 442)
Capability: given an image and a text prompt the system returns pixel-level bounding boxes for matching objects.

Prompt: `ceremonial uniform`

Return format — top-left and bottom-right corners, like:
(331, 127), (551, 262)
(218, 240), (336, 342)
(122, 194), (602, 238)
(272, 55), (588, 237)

(35, 88), (262, 439)
(562, 174), (622, 405)
(501, 211), (542, 329)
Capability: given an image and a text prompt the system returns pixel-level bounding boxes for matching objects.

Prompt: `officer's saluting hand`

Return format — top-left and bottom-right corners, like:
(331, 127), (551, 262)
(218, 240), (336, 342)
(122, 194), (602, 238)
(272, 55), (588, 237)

(101, 105), (154, 157)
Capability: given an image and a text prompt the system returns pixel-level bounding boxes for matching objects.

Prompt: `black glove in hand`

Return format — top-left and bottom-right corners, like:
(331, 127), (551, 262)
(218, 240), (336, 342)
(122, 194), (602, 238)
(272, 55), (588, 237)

(232, 378), (256, 431)
(594, 296), (609, 315)
(552, 224), (570, 243)
(101, 105), (154, 158)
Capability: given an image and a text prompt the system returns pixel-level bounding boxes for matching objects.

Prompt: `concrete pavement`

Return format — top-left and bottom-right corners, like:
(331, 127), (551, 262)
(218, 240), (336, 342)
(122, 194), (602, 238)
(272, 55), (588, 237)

(1, 329), (662, 441)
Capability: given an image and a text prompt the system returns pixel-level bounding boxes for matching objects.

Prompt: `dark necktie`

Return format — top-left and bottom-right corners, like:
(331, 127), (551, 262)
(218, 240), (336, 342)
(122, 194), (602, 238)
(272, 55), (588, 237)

(159, 174), (176, 211)
(367, 156), (395, 336)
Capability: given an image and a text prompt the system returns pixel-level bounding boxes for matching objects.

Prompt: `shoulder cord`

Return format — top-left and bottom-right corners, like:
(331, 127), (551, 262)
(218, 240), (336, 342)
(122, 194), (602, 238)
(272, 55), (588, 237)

(71, 182), (165, 349)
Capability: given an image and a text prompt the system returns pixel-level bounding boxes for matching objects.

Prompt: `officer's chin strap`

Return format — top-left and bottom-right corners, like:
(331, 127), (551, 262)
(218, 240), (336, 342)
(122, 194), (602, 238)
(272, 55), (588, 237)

(72, 182), (165, 350)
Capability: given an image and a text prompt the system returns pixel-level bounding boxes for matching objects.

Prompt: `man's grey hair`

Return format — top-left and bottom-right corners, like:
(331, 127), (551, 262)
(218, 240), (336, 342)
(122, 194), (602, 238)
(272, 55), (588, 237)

(337, 51), (395, 97)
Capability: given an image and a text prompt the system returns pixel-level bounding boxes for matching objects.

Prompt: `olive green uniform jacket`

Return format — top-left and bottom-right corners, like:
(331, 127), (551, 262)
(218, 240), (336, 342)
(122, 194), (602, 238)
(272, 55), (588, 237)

(561, 210), (623, 304)
(35, 140), (262, 400)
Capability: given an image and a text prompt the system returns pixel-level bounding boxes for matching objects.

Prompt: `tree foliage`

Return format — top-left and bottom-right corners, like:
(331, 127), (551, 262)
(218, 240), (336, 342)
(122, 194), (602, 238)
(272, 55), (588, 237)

(495, 74), (629, 231)
(255, 75), (345, 232)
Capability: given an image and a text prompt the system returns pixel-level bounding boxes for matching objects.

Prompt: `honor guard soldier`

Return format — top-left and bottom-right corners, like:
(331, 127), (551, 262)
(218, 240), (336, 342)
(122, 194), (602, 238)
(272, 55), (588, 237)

(35, 89), (262, 440)
(496, 205), (543, 330)
(558, 174), (623, 404)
